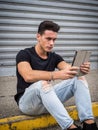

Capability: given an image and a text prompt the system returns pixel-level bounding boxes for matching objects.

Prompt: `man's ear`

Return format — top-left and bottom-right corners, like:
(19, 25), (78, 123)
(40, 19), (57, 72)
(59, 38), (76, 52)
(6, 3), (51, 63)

(36, 33), (41, 41)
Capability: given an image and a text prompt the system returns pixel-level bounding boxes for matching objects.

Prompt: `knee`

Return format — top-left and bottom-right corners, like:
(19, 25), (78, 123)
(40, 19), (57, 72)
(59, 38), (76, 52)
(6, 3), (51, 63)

(78, 76), (88, 88)
(34, 80), (52, 93)
(41, 80), (52, 93)
(42, 80), (49, 86)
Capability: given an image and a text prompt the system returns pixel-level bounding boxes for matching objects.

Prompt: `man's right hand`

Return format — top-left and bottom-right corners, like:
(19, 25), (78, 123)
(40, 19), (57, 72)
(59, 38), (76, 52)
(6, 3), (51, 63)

(54, 66), (79, 80)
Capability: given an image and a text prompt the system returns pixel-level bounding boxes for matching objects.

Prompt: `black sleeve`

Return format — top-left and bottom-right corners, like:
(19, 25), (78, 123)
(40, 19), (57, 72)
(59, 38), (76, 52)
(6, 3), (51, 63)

(16, 50), (30, 65)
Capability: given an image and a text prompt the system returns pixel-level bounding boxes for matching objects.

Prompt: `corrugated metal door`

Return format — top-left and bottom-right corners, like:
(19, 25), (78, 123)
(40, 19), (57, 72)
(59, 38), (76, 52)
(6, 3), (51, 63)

(0, 0), (98, 76)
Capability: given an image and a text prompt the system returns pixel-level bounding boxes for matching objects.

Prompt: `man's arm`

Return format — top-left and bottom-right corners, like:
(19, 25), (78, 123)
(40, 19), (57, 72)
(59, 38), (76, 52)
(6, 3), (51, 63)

(57, 61), (90, 77)
(57, 61), (71, 70)
(17, 61), (53, 82)
(17, 61), (79, 83)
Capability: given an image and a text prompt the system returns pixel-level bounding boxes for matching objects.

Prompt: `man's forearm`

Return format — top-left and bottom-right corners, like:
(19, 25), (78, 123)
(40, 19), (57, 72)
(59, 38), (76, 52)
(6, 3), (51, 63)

(24, 70), (58, 83)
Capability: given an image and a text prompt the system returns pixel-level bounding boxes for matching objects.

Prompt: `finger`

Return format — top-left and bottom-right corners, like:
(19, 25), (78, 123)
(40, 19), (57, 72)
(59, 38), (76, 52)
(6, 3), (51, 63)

(80, 68), (90, 74)
(81, 64), (90, 69)
(70, 66), (79, 71)
(81, 63), (90, 68)
(67, 70), (78, 75)
(81, 62), (90, 66)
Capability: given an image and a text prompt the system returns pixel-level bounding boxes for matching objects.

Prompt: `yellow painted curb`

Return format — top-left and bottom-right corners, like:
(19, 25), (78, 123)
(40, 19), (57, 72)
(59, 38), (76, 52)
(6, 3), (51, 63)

(0, 102), (98, 130)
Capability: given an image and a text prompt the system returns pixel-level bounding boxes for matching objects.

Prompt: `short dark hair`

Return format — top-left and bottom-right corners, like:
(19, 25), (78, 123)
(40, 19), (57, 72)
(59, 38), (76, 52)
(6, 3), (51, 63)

(38, 21), (60, 35)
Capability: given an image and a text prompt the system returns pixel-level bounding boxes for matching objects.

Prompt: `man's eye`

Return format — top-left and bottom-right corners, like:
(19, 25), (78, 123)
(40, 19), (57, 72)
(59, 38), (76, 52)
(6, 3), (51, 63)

(53, 38), (56, 41)
(47, 38), (51, 41)
(47, 38), (56, 41)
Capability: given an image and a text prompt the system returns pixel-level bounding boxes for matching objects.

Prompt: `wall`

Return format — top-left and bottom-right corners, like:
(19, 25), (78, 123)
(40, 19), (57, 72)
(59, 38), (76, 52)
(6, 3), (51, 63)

(0, 0), (98, 76)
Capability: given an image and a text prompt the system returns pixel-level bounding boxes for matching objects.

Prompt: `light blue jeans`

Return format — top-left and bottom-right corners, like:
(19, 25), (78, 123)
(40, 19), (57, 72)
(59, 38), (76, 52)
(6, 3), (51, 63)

(19, 77), (94, 130)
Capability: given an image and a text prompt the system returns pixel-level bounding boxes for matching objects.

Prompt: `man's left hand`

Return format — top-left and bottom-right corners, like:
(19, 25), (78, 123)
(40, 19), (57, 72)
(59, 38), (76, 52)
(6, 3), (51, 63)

(80, 62), (90, 74)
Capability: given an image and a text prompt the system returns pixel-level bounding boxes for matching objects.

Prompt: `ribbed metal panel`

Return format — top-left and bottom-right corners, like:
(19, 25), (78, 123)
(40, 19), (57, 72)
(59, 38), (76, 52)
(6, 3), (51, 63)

(0, 0), (98, 76)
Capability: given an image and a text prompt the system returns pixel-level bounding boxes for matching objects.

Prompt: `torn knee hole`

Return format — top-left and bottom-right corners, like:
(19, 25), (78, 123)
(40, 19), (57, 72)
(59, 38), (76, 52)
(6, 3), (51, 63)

(42, 81), (52, 91)
(42, 81), (49, 86)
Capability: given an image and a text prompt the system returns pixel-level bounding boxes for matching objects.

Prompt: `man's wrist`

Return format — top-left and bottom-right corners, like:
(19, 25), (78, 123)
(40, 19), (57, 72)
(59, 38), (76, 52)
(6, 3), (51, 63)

(51, 72), (54, 81)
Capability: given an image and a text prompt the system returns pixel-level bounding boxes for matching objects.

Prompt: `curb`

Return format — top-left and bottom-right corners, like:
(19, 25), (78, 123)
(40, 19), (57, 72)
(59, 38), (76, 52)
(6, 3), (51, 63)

(0, 102), (98, 130)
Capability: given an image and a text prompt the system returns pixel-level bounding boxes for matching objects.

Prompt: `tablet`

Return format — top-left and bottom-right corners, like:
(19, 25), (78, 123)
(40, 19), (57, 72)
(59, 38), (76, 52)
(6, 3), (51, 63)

(72, 50), (91, 76)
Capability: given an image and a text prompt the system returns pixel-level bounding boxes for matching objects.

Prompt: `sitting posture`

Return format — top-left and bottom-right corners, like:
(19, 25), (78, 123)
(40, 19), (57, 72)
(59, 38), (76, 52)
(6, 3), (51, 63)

(14, 20), (98, 130)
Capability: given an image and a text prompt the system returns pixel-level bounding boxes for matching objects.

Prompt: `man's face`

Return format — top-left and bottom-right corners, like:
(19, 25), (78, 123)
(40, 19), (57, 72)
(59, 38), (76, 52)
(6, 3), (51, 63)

(37, 30), (57, 52)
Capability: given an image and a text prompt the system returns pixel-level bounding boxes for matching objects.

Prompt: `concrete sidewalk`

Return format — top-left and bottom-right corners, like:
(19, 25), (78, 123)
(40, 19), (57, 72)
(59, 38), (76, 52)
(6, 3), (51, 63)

(0, 70), (98, 130)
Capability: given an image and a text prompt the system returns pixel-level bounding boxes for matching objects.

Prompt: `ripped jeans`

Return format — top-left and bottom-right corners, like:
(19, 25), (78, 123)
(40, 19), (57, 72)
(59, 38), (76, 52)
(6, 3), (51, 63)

(19, 77), (94, 130)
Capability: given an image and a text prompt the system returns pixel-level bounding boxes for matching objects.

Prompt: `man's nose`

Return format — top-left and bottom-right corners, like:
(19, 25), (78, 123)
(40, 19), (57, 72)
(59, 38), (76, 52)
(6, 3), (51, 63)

(50, 40), (54, 45)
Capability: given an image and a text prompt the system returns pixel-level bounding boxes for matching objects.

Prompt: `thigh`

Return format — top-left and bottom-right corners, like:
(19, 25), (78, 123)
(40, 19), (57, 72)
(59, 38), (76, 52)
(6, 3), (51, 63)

(53, 78), (76, 103)
(19, 81), (47, 115)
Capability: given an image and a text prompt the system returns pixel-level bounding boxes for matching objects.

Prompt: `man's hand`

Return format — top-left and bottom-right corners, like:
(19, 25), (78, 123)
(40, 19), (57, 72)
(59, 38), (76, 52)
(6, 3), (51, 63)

(80, 62), (90, 74)
(56, 66), (79, 80)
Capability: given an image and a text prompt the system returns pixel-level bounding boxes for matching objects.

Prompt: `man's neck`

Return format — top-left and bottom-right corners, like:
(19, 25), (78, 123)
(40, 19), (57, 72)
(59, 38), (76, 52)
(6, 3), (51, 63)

(35, 44), (48, 59)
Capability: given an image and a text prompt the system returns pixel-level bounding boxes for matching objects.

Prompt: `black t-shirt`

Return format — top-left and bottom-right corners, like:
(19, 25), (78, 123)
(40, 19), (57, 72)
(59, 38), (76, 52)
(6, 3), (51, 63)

(14, 46), (64, 104)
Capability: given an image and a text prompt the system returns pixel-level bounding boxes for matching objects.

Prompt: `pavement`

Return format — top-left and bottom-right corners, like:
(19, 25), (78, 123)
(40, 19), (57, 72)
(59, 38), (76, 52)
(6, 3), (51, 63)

(0, 69), (98, 130)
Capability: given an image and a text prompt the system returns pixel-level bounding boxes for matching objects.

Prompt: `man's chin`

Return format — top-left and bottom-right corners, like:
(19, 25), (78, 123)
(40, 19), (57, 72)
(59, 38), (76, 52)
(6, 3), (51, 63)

(47, 50), (52, 53)
(46, 48), (53, 52)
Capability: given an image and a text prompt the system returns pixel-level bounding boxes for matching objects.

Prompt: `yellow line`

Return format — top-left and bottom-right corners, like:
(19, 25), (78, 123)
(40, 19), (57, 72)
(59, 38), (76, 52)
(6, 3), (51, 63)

(0, 102), (98, 130)
(92, 102), (98, 117)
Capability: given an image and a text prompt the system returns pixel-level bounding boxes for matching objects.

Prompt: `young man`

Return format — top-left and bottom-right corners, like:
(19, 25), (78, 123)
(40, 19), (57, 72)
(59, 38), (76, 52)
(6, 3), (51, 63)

(14, 21), (98, 130)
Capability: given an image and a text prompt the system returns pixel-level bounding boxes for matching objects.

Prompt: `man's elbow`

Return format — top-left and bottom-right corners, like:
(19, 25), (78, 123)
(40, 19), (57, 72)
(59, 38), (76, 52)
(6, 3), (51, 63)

(23, 74), (34, 83)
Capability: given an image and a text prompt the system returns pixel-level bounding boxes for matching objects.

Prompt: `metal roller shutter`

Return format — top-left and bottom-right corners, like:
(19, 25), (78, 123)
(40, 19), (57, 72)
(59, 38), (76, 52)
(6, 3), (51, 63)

(0, 0), (98, 76)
